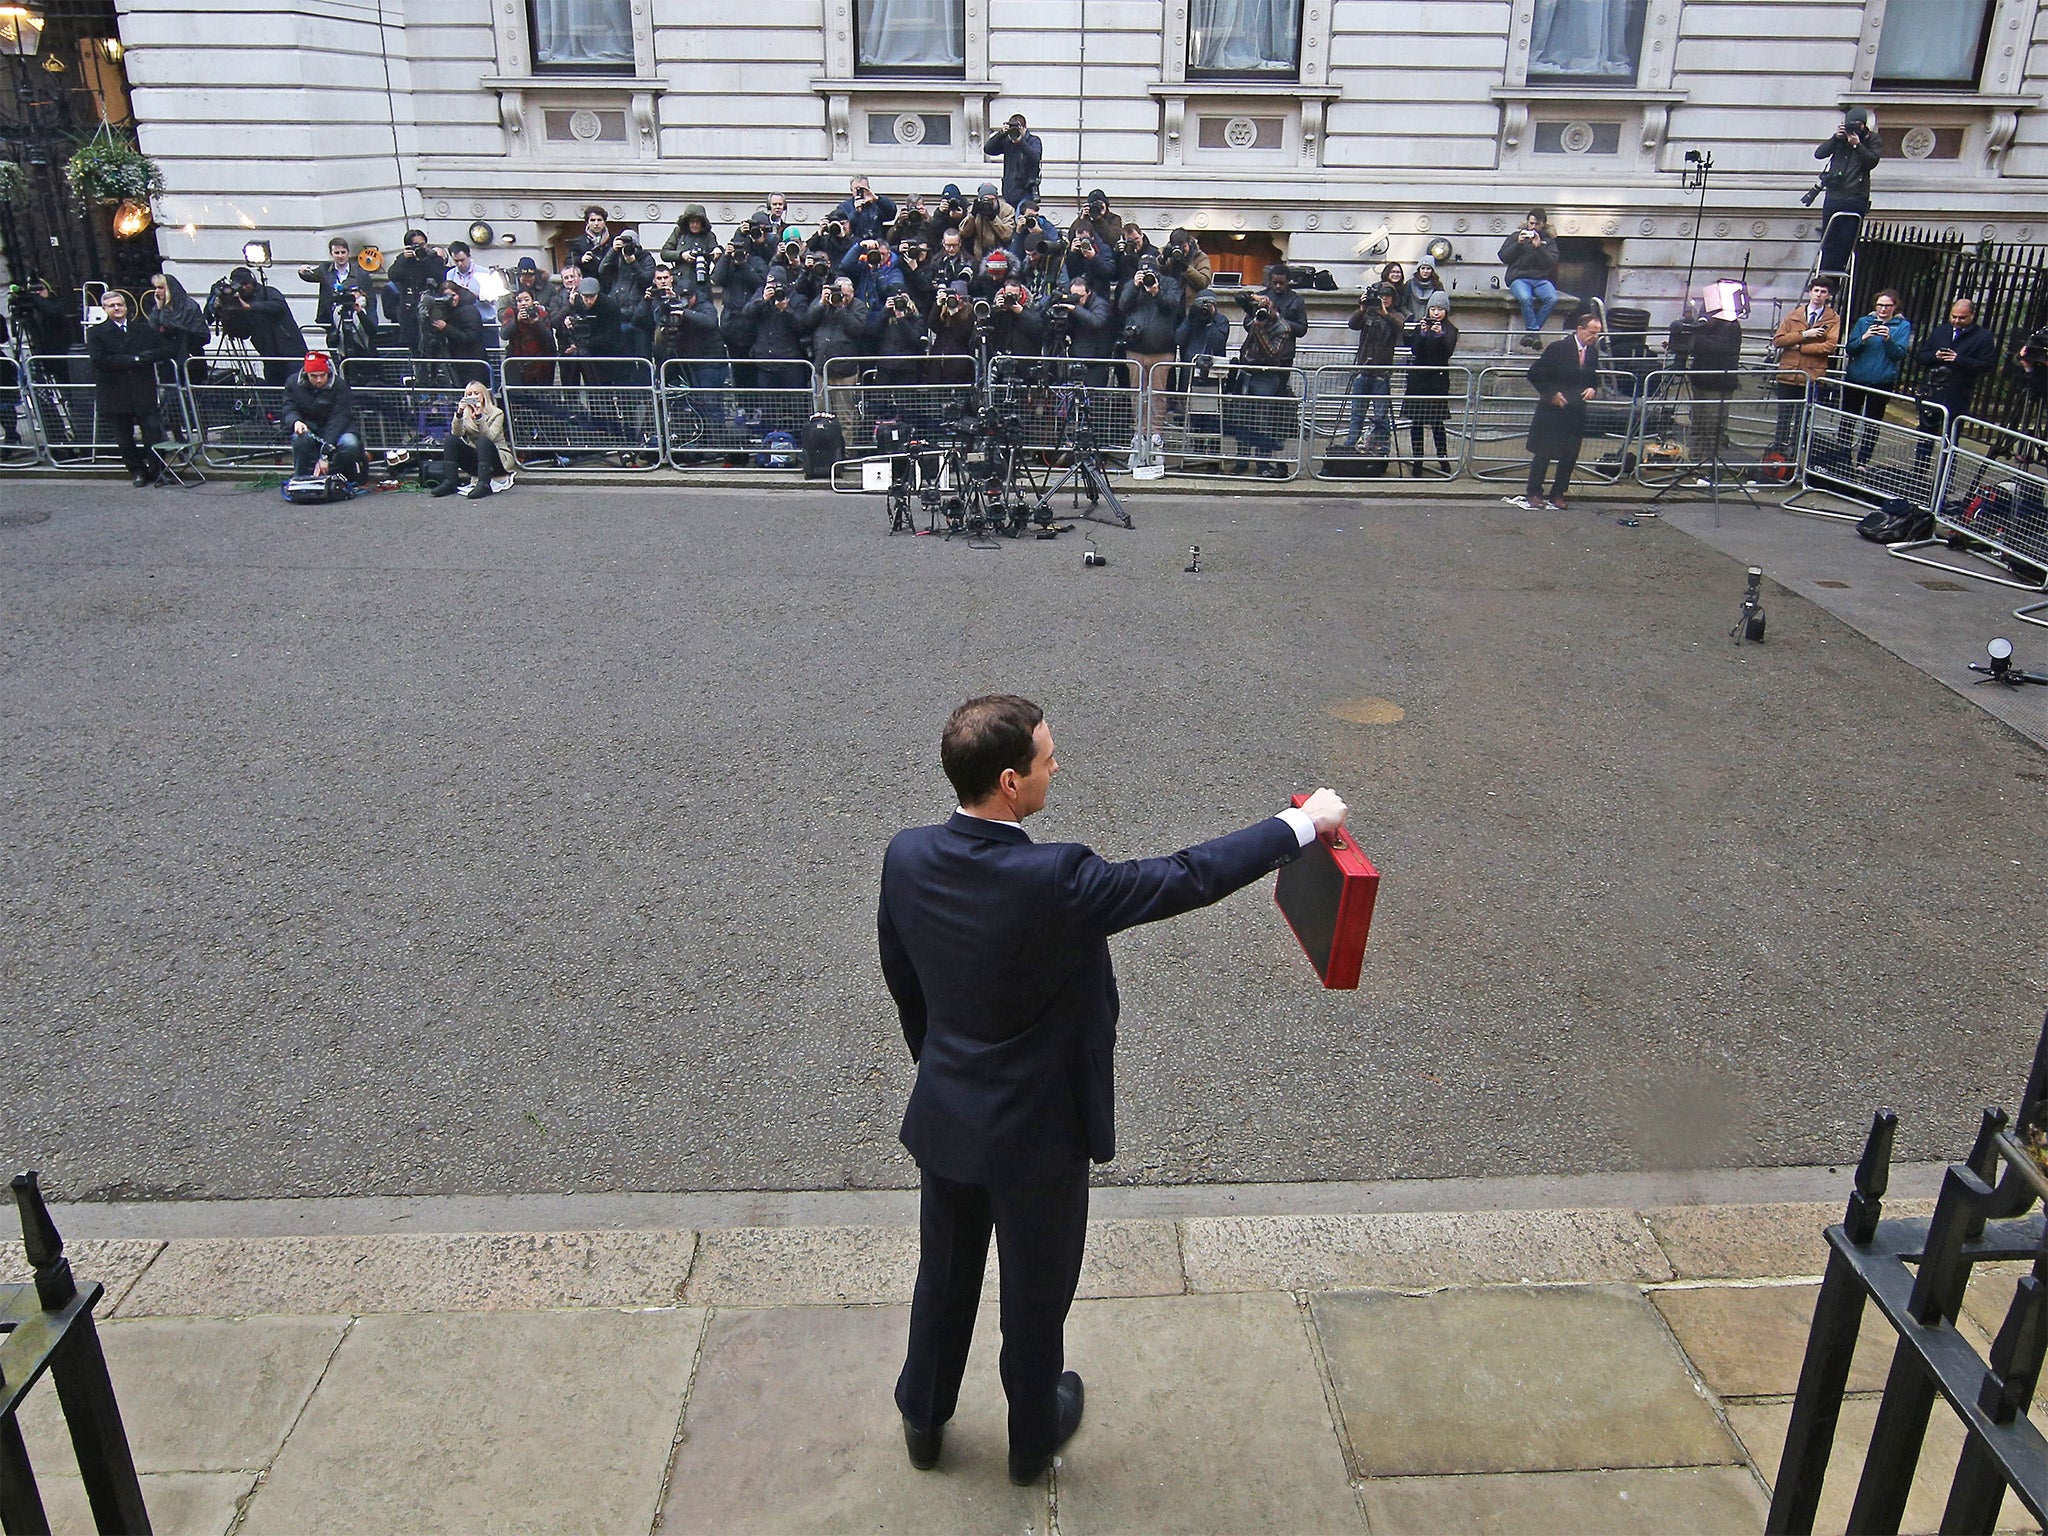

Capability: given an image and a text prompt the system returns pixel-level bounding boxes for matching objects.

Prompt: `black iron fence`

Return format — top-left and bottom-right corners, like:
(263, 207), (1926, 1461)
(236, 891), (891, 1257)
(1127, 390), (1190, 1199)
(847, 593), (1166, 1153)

(1853, 224), (2048, 427)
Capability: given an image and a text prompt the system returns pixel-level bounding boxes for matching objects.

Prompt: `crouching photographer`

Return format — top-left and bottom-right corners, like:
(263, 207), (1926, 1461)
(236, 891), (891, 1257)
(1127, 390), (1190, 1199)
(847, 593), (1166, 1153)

(429, 378), (518, 499)
(282, 350), (366, 484)
(1226, 291), (1297, 477)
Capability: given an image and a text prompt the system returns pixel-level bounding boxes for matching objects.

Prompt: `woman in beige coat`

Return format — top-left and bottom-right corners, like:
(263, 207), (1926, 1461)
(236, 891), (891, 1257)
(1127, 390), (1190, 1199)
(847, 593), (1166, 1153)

(431, 379), (519, 498)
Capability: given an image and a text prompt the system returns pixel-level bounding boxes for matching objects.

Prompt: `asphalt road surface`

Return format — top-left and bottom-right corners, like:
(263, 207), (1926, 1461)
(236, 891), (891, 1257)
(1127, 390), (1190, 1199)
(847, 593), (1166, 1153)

(4, 480), (2045, 1201)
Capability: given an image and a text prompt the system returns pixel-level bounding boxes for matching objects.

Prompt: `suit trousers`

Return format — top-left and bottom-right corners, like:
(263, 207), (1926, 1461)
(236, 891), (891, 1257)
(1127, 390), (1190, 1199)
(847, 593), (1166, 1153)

(896, 1163), (1090, 1458)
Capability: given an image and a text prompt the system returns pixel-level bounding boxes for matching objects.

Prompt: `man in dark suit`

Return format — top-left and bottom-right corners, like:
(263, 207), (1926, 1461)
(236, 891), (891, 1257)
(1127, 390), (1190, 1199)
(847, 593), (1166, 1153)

(1512, 310), (1604, 511)
(879, 694), (1347, 1485)
(85, 289), (168, 487)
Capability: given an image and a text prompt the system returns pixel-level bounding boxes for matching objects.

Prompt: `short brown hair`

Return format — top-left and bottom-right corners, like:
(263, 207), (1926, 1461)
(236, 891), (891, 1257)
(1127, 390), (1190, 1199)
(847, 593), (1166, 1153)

(1874, 289), (1902, 307)
(942, 695), (1043, 803)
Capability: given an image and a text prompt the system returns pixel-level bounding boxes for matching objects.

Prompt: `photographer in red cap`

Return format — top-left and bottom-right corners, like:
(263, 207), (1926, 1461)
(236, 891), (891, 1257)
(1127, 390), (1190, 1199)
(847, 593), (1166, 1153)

(282, 350), (365, 483)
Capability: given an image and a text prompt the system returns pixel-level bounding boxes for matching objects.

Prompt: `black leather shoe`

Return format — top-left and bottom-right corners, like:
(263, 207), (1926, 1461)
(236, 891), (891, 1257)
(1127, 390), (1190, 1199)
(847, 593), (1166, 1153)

(1008, 1372), (1084, 1486)
(902, 1416), (943, 1471)
(130, 472), (151, 487)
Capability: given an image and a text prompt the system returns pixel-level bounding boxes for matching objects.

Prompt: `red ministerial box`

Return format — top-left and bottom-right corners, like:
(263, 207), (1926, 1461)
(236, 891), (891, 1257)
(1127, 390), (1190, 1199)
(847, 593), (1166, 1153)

(1274, 793), (1380, 989)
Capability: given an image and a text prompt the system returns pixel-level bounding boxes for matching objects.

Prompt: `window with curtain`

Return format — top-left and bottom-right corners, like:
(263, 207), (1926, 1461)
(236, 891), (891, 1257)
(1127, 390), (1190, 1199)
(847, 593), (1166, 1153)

(1527, 0), (1647, 86)
(855, 0), (966, 75)
(1875, 0), (1994, 88)
(1188, 0), (1300, 78)
(529, 0), (634, 71)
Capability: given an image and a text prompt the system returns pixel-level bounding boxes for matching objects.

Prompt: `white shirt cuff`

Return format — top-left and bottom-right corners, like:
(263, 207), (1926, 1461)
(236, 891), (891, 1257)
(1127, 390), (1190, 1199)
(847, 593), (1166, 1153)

(1277, 807), (1318, 847)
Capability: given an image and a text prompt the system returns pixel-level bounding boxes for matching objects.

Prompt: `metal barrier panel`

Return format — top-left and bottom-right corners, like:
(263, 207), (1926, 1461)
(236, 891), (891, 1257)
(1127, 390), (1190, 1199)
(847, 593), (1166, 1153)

(660, 359), (817, 469)
(0, 354), (37, 466)
(1309, 363), (1473, 481)
(1466, 364), (1640, 484)
(1928, 420), (2048, 581)
(25, 355), (196, 469)
(339, 357), (470, 456)
(987, 355), (1142, 465)
(1632, 366), (1802, 486)
(502, 357), (662, 470)
(1137, 360), (1306, 479)
(188, 357), (305, 468)
(818, 355), (979, 454)
(1792, 384), (1948, 519)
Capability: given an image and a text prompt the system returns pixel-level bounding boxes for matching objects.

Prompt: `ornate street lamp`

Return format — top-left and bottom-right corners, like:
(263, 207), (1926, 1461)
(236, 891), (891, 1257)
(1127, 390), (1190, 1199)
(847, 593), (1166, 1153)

(0, 6), (44, 59)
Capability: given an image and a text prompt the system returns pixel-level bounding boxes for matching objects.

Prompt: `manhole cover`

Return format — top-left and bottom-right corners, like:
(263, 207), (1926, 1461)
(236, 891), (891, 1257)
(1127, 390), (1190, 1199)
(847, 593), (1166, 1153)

(1815, 579), (1850, 589)
(1326, 697), (1405, 725)
(0, 508), (49, 528)
(1916, 579), (1969, 592)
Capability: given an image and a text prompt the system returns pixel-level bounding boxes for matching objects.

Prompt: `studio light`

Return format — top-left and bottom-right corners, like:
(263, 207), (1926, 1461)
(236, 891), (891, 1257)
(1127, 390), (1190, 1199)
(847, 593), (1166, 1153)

(0, 4), (44, 57)
(241, 238), (271, 267)
(476, 268), (509, 303)
(468, 220), (493, 247)
(111, 199), (151, 238)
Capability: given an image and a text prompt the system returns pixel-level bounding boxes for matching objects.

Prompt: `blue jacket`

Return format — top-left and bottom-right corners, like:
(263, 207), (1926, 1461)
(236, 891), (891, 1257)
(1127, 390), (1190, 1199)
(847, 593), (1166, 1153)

(834, 192), (899, 244)
(1844, 313), (1911, 388)
(839, 245), (907, 310)
(880, 810), (1303, 1183)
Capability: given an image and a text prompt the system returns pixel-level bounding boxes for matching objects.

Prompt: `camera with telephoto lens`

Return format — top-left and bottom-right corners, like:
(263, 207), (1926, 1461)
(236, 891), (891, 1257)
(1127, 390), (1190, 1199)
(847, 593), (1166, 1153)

(973, 196), (997, 217)
(970, 298), (992, 323)
(886, 293), (916, 320)
(806, 250), (832, 273)
(1161, 243), (1190, 274)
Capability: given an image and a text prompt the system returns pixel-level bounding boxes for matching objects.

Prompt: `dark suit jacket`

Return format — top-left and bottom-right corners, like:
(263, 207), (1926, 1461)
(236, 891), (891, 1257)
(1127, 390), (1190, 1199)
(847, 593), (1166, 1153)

(85, 319), (165, 414)
(879, 810), (1303, 1185)
(1526, 336), (1602, 457)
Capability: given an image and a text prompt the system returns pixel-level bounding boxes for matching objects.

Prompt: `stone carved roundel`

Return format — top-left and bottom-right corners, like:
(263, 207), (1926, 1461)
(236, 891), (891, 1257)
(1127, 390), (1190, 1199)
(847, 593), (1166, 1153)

(1559, 120), (1595, 155)
(1900, 126), (1937, 161)
(893, 113), (926, 145)
(569, 110), (604, 142)
(1222, 115), (1259, 149)
(539, 202), (556, 219)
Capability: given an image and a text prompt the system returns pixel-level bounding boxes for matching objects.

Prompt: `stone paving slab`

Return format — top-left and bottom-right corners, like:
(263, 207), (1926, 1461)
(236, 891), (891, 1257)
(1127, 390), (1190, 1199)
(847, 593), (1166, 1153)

(1179, 1208), (1672, 1292)
(16, 1316), (345, 1475)
(1643, 1200), (1937, 1280)
(1058, 1293), (1363, 1534)
(1651, 1281), (1901, 1398)
(112, 1229), (699, 1316)
(3, 1238), (164, 1312)
(1312, 1285), (1741, 1477)
(684, 1219), (1182, 1307)
(1356, 1466), (1770, 1535)
(653, 1303), (1045, 1534)
(1730, 1395), (2043, 1535)
(239, 1308), (704, 1535)
(29, 1471), (253, 1536)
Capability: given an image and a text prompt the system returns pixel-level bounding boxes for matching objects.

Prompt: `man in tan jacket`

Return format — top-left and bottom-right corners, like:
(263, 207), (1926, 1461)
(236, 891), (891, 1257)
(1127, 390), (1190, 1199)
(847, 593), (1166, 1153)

(1770, 279), (1840, 451)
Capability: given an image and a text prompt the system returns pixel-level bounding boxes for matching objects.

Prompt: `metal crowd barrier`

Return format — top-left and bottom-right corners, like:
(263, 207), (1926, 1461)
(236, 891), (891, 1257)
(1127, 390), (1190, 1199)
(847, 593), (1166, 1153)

(987, 355), (1142, 467)
(1142, 360), (1307, 480)
(1888, 418), (2048, 602)
(1309, 363), (1473, 481)
(1631, 366), (1799, 489)
(20, 355), (196, 470)
(340, 356), (467, 456)
(502, 357), (662, 470)
(821, 357), (979, 454)
(1465, 365), (1641, 485)
(1784, 384), (1948, 522)
(186, 357), (304, 468)
(660, 359), (817, 469)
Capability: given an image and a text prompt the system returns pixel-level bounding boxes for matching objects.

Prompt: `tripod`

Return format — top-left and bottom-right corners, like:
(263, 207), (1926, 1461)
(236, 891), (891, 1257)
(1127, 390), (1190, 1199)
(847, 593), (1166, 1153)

(1643, 373), (1765, 522)
(1028, 378), (1133, 530)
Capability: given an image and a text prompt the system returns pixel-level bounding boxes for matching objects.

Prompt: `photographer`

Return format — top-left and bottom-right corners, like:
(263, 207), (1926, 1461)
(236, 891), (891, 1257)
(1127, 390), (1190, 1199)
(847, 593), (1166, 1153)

(1499, 208), (1560, 349)
(743, 271), (810, 387)
(834, 175), (898, 244)
(281, 349), (365, 483)
(1117, 260), (1180, 428)
(959, 183), (1016, 263)
(1404, 293), (1459, 475)
(659, 203), (719, 270)
(803, 275), (872, 424)
(1226, 289), (1297, 477)
(983, 112), (1043, 211)
(311, 237), (368, 334)
(925, 184), (970, 244)
(895, 235), (938, 318)
(930, 284), (977, 379)
(1113, 223), (1159, 291)
(323, 280), (379, 363)
(429, 378), (518, 499)
(930, 227), (972, 293)
(1839, 289), (1910, 464)
(840, 237), (907, 313)
(14, 276), (72, 360)
(86, 289), (168, 487)
(713, 235), (769, 378)
(1813, 107), (1882, 277)
(1769, 278), (1840, 453)
(1914, 296), (1996, 466)
(424, 277), (488, 385)
(567, 206), (616, 278)
(212, 265), (308, 383)
(639, 264), (725, 385)
(386, 230), (448, 353)
(500, 282), (559, 386)
(1062, 230), (1118, 295)
(143, 272), (210, 387)
(984, 279), (1044, 358)
(1176, 293), (1228, 364)
(1007, 196), (1061, 263)
(1015, 228), (1066, 304)
(875, 289), (933, 387)
(1069, 188), (1122, 252)
(2012, 321), (2048, 439)
(553, 277), (620, 386)
(970, 247), (1016, 302)
(1341, 283), (1401, 454)
(1040, 273), (1112, 377)
(1161, 228), (1211, 297)
(600, 230), (656, 353)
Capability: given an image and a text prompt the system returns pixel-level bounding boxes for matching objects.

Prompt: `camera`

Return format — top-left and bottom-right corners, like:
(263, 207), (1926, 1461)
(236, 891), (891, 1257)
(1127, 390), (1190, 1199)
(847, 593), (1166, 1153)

(970, 298), (992, 322)
(806, 250), (832, 270)
(1191, 297), (1216, 320)
(1119, 323), (1142, 348)
(973, 196), (996, 217)
(886, 293), (916, 318)
(618, 232), (639, 253)
(1137, 271), (1158, 291)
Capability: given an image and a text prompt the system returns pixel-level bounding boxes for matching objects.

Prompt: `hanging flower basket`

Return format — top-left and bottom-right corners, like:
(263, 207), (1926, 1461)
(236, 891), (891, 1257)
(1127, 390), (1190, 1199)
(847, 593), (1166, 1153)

(65, 127), (164, 206)
(0, 161), (28, 207)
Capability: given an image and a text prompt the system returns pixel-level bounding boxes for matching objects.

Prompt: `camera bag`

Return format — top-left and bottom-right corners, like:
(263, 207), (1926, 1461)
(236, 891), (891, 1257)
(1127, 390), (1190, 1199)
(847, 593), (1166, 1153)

(281, 473), (355, 505)
(801, 413), (845, 479)
(1856, 497), (1932, 545)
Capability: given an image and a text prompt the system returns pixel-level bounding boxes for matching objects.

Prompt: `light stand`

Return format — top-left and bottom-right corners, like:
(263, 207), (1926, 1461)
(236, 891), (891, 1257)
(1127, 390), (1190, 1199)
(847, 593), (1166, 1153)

(1677, 149), (1713, 321)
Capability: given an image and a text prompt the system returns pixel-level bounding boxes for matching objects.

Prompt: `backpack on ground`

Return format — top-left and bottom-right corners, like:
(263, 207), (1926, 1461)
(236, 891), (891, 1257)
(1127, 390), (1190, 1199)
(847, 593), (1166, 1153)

(801, 413), (845, 479)
(1855, 497), (1932, 544)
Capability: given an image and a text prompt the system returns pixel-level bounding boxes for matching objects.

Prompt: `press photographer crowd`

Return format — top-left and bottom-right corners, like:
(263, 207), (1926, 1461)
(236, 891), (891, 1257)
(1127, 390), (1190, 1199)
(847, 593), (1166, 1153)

(13, 103), (2048, 501)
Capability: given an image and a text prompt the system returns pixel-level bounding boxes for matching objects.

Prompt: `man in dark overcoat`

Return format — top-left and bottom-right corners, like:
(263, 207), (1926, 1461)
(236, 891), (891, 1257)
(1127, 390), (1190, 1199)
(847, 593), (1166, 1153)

(86, 289), (168, 486)
(1515, 311), (1605, 510)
